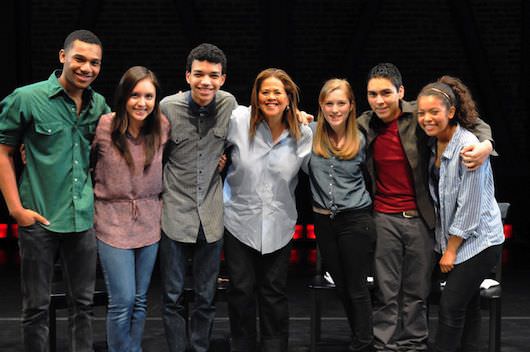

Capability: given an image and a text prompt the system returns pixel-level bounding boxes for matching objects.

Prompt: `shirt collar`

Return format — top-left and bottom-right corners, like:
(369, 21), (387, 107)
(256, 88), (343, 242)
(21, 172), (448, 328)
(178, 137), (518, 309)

(428, 124), (462, 159)
(47, 69), (94, 101)
(368, 99), (414, 130)
(442, 124), (463, 159)
(187, 91), (217, 118)
(400, 99), (416, 114)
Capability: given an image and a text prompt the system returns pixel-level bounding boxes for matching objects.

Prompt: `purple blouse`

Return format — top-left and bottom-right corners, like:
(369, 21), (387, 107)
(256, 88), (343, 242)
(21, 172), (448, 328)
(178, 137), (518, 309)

(93, 113), (170, 249)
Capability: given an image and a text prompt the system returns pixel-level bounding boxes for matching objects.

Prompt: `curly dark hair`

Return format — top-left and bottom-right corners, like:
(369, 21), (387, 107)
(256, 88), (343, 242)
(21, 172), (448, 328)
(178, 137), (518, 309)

(417, 75), (478, 129)
(186, 43), (227, 74)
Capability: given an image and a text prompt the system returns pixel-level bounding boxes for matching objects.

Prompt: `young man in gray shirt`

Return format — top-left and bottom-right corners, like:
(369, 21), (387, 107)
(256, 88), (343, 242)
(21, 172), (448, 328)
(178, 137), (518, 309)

(159, 43), (237, 352)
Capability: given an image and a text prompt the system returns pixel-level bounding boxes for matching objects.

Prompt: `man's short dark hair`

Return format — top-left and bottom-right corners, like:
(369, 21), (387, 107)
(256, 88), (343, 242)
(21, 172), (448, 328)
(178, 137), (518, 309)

(367, 63), (403, 89)
(186, 43), (227, 74)
(63, 29), (102, 51)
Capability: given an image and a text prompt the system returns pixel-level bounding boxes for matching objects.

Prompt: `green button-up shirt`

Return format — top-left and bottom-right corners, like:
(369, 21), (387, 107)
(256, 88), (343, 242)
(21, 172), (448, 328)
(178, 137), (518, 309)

(0, 70), (110, 233)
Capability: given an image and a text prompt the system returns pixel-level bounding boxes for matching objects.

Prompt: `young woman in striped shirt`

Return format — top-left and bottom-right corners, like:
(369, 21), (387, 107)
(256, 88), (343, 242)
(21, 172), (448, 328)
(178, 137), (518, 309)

(417, 76), (504, 352)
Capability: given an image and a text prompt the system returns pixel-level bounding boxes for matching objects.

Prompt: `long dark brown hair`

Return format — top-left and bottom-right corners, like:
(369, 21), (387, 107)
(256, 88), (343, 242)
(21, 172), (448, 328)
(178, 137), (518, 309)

(249, 68), (301, 141)
(111, 66), (162, 172)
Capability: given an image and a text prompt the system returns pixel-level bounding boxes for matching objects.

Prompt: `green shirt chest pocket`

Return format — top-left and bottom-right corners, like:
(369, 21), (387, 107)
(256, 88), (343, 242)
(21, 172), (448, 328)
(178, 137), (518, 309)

(34, 122), (65, 136)
(30, 122), (67, 155)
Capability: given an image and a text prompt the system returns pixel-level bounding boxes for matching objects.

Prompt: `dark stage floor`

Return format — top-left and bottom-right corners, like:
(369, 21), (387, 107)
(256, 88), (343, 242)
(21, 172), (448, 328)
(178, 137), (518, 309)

(1, 238), (529, 352)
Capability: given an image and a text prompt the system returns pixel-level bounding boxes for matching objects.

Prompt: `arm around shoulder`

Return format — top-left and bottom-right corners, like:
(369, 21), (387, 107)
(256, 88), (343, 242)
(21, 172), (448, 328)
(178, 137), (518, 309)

(93, 113), (114, 145)
(160, 113), (171, 144)
(297, 124), (313, 158)
(469, 117), (496, 154)
(356, 110), (372, 134)
(217, 90), (238, 114)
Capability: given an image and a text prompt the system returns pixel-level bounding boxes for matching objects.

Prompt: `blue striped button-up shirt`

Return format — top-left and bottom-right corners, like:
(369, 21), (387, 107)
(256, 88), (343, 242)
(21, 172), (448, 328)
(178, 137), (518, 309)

(223, 106), (313, 254)
(429, 125), (504, 264)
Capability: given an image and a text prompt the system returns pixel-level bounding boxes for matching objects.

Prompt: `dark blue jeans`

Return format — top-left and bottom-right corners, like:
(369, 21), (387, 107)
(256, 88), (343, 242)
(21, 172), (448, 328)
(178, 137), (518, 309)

(434, 244), (502, 352)
(98, 240), (159, 352)
(18, 223), (96, 352)
(159, 228), (223, 352)
(314, 209), (376, 351)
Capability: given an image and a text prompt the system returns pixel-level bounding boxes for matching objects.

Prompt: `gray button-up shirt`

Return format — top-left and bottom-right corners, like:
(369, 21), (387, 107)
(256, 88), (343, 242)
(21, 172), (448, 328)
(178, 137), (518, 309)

(161, 90), (237, 243)
(223, 106), (313, 254)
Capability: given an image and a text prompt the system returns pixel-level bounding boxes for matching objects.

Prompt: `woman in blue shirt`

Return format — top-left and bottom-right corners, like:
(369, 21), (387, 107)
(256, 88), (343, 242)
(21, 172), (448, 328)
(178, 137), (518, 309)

(223, 68), (312, 352)
(416, 76), (504, 352)
(304, 78), (376, 352)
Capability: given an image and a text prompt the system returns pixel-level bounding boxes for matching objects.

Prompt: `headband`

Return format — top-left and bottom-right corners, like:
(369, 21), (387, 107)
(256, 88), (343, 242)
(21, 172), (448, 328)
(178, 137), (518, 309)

(427, 87), (453, 105)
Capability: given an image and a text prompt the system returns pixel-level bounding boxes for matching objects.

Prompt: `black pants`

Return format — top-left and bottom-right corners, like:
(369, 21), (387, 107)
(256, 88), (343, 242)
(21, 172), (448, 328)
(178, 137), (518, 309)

(314, 208), (377, 351)
(18, 223), (97, 352)
(224, 230), (292, 352)
(434, 244), (502, 352)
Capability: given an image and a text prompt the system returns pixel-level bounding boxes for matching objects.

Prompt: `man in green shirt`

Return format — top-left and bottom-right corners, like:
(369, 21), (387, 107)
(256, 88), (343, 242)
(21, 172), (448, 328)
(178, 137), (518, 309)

(0, 29), (109, 351)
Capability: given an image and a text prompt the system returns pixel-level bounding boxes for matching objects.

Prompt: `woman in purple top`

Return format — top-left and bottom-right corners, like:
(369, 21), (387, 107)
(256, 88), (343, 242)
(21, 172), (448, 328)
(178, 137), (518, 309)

(92, 66), (169, 352)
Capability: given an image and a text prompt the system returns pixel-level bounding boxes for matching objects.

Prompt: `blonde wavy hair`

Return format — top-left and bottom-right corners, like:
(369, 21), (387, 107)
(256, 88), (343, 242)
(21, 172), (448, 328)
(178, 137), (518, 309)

(313, 78), (360, 159)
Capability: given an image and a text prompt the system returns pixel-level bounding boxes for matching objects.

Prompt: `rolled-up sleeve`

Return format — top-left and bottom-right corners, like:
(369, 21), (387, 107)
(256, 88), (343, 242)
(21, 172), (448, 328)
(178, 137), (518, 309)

(0, 90), (27, 146)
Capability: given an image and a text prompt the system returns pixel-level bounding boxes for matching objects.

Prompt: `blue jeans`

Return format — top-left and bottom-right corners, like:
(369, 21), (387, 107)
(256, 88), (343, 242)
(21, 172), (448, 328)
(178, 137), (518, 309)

(18, 223), (96, 352)
(97, 240), (159, 352)
(159, 228), (223, 352)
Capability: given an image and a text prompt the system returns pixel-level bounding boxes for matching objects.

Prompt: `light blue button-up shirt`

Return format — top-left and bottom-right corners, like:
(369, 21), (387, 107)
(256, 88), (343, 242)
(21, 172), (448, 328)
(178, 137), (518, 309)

(223, 106), (313, 254)
(428, 125), (504, 264)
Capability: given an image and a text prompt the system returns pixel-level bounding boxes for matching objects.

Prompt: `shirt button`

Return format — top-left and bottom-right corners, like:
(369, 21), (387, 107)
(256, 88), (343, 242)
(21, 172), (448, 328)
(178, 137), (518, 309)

(74, 160), (78, 164)
(74, 143), (78, 147)
(74, 178), (78, 182)
(48, 129), (52, 133)
(73, 195), (77, 200)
